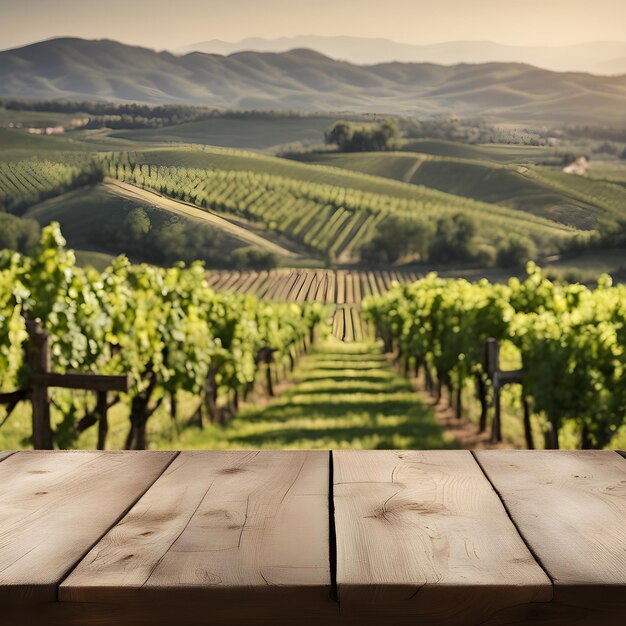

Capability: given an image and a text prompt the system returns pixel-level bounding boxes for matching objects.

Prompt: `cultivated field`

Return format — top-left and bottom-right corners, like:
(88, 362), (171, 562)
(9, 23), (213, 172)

(1, 110), (624, 277)
(0, 125), (592, 268)
(206, 268), (420, 342)
(110, 115), (341, 152)
(291, 150), (626, 231)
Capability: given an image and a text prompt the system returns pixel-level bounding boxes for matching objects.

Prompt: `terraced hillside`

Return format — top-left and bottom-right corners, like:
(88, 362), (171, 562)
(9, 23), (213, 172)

(206, 269), (419, 342)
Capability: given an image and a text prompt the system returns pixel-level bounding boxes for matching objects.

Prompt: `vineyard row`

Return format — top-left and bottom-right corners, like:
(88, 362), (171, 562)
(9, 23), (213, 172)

(205, 269), (419, 342)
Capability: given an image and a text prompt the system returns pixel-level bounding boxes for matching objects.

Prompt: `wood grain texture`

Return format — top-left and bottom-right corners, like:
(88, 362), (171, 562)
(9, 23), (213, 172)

(475, 450), (626, 615)
(0, 450), (176, 603)
(0, 450), (15, 463)
(333, 450), (551, 625)
(61, 450), (334, 623)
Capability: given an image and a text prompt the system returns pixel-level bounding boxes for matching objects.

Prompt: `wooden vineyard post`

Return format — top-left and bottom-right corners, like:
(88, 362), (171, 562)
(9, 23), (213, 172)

(485, 338), (525, 445)
(485, 338), (502, 443)
(523, 397), (535, 450)
(26, 319), (53, 450)
(485, 338), (500, 377)
(24, 318), (129, 450)
(96, 391), (108, 451)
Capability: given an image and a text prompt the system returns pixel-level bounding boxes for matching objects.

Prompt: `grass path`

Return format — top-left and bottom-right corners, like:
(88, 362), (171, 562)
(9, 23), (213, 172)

(166, 340), (454, 450)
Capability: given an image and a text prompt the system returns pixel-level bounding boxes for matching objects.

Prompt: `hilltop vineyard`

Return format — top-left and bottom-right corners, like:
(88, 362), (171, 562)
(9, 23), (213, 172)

(0, 158), (97, 213)
(205, 269), (420, 342)
(99, 150), (579, 261)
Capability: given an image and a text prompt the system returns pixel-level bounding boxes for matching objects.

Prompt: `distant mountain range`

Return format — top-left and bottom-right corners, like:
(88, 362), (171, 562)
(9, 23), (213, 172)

(180, 36), (626, 76)
(1, 38), (625, 125)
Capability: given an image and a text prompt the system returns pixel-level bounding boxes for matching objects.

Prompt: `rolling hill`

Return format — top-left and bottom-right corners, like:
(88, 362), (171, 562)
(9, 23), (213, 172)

(109, 115), (341, 152)
(0, 125), (581, 265)
(1, 38), (625, 124)
(23, 181), (300, 267)
(99, 145), (581, 261)
(400, 140), (554, 164)
(181, 36), (626, 75)
(290, 150), (626, 231)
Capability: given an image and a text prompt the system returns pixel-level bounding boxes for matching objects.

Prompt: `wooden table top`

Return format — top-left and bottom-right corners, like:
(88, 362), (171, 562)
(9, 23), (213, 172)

(0, 449), (624, 625)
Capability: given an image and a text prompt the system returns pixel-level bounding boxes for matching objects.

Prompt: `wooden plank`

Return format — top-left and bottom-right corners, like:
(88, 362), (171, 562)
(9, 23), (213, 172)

(0, 390), (27, 404)
(475, 450), (626, 612)
(33, 372), (129, 392)
(333, 450), (551, 625)
(0, 450), (15, 463)
(27, 319), (53, 449)
(0, 450), (176, 603)
(61, 450), (333, 624)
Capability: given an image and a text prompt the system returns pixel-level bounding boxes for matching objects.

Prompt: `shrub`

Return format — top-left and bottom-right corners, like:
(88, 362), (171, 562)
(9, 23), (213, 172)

(496, 234), (536, 268)
(0, 213), (40, 253)
(325, 119), (399, 152)
(360, 217), (432, 265)
(428, 213), (479, 264)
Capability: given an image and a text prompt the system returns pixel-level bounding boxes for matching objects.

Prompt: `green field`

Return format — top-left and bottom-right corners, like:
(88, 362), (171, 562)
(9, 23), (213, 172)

(587, 161), (626, 186)
(290, 150), (626, 231)
(401, 139), (555, 163)
(111, 115), (339, 152)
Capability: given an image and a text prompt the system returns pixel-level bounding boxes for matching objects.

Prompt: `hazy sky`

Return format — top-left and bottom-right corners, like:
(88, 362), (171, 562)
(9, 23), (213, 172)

(1, 0), (625, 51)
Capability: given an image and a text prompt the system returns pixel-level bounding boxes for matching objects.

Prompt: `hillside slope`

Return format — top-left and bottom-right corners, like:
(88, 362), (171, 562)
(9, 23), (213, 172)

(100, 145), (580, 262)
(24, 182), (292, 266)
(290, 151), (626, 231)
(1, 38), (625, 124)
